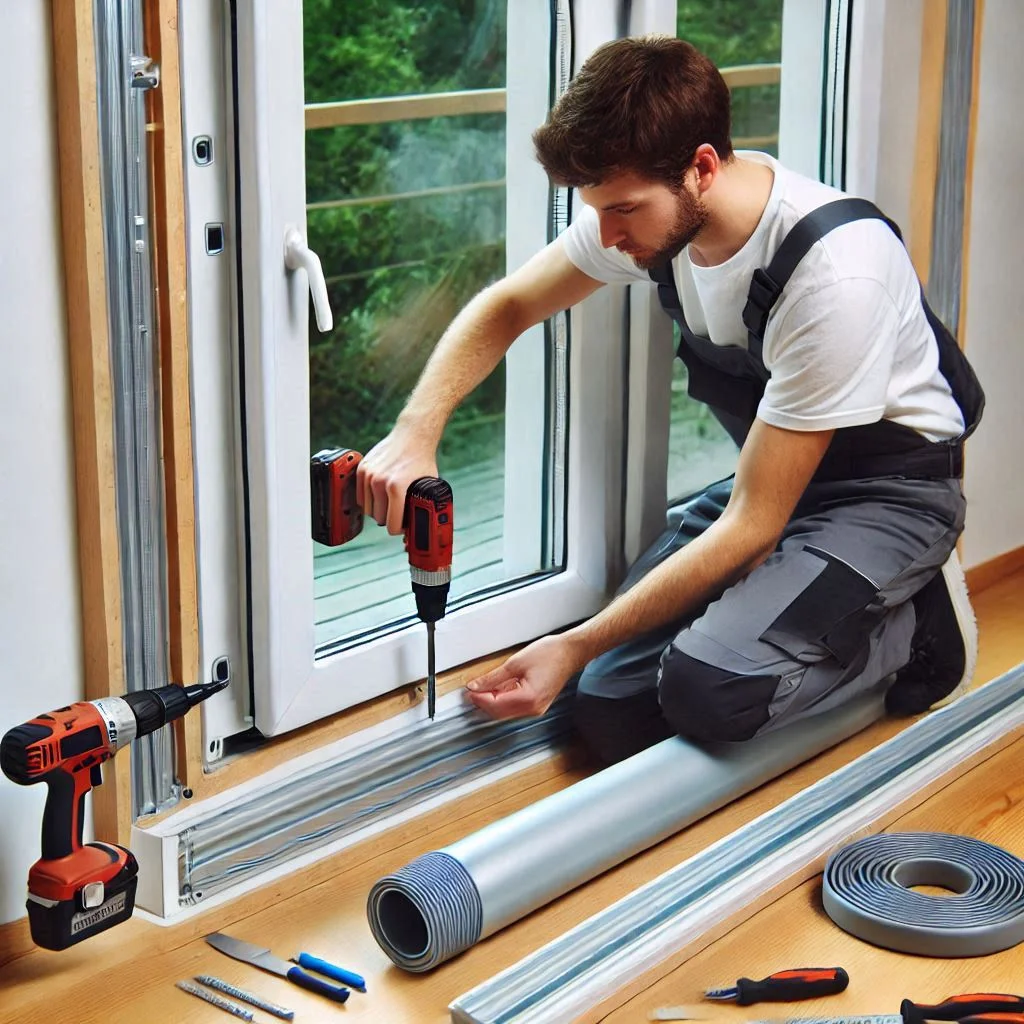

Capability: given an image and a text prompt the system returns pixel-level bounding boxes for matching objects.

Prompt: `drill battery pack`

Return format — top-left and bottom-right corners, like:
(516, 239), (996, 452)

(311, 447), (364, 547)
(27, 843), (139, 950)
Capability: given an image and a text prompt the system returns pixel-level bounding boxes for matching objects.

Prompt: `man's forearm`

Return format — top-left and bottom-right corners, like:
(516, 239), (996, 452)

(562, 512), (777, 671)
(397, 285), (524, 442)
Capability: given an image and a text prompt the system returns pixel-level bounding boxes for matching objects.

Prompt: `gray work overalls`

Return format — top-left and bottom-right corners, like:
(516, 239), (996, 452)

(574, 199), (985, 765)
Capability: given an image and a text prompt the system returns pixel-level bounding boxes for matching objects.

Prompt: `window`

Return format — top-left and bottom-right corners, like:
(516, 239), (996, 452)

(667, 0), (786, 502)
(232, 0), (623, 735)
(303, 3), (529, 647)
(183, 0), (836, 743)
(623, 0), (821, 558)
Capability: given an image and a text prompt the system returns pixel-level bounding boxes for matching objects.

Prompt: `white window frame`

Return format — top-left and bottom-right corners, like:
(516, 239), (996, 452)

(779, 0), (829, 180)
(233, 0), (628, 736)
(179, 0), (252, 757)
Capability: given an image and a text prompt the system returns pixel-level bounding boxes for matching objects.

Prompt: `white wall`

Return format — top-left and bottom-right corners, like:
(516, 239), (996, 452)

(960, 0), (1024, 569)
(0, 3), (86, 925)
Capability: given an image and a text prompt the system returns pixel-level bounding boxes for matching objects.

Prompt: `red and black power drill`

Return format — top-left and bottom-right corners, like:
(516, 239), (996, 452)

(0, 679), (227, 950)
(403, 476), (454, 719)
(311, 448), (454, 717)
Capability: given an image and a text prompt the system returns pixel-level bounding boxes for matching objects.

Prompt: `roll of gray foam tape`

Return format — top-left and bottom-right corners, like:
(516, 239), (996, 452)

(823, 832), (1024, 956)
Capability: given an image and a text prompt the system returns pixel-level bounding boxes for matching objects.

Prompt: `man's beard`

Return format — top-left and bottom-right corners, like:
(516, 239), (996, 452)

(627, 188), (707, 270)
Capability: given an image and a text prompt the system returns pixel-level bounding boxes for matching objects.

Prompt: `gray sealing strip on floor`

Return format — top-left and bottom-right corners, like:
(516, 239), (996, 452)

(448, 662), (1024, 1024)
(823, 831), (1024, 956)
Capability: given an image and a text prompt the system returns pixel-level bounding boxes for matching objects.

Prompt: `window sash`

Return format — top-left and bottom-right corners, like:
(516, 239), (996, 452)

(233, 0), (625, 737)
(193, 0), (850, 743)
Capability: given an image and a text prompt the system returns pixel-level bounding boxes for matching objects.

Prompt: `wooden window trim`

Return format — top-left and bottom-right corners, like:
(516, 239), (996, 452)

(910, 0), (949, 284)
(52, 0), (203, 837)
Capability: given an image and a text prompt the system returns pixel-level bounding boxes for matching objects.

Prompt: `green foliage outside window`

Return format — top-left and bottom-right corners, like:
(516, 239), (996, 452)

(304, 0), (507, 468)
(303, 0), (784, 473)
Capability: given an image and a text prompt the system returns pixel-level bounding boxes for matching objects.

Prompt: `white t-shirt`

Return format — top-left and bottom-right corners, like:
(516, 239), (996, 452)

(560, 151), (964, 441)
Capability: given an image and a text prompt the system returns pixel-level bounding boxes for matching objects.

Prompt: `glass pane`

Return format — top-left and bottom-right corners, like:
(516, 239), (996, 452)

(678, 0), (782, 153)
(304, 1), (561, 649)
(304, 2), (505, 102)
(668, 350), (739, 501)
(669, 0), (785, 500)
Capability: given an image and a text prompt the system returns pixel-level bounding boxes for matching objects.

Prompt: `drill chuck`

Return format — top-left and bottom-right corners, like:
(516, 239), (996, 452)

(122, 687), (187, 739)
(119, 679), (229, 742)
(412, 581), (451, 624)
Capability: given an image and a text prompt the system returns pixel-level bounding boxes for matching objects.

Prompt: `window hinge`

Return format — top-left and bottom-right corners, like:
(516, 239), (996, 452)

(130, 54), (160, 90)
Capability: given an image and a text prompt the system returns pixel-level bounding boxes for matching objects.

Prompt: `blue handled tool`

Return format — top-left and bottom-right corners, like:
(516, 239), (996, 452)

(291, 952), (366, 992)
(205, 932), (350, 1004)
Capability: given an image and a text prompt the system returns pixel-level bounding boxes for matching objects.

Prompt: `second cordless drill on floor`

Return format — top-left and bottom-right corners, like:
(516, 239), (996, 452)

(311, 448), (454, 717)
(0, 679), (226, 949)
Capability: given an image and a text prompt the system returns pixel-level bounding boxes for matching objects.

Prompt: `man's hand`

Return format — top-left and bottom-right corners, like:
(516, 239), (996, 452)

(353, 243), (602, 537)
(465, 634), (583, 720)
(356, 427), (438, 535)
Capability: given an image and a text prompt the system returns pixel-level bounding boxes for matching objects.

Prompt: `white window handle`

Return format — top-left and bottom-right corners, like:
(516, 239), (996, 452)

(284, 225), (333, 332)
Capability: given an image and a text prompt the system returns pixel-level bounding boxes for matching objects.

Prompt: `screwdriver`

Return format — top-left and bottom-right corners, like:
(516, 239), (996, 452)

(751, 992), (1024, 1024)
(706, 968), (849, 1005)
(403, 477), (454, 720)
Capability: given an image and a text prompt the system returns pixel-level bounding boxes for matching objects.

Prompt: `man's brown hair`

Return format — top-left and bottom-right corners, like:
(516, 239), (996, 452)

(532, 35), (733, 189)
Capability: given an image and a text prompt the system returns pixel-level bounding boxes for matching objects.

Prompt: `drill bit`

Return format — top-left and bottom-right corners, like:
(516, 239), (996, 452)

(427, 620), (436, 719)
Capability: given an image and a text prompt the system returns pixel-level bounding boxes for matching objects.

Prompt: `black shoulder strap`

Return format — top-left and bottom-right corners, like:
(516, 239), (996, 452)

(648, 262), (711, 353)
(650, 195), (983, 447)
(741, 198), (900, 343)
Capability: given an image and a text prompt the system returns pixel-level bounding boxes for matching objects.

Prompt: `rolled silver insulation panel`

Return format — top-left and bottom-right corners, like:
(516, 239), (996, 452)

(450, 663), (1024, 1024)
(823, 831), (1024, 956)
(367, 691), (885, 971)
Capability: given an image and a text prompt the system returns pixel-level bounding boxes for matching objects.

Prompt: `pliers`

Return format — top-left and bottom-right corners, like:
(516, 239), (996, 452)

(902, 993), (1024, 1024)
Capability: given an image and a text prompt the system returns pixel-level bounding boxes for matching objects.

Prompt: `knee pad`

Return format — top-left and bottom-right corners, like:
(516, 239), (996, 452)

(658, 645), (780, 743)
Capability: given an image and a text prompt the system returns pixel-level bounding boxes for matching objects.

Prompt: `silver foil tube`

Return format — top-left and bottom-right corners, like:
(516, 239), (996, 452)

(368, 692), (884, 970)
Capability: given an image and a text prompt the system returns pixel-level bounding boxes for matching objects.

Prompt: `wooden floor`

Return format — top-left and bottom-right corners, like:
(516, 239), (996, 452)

(1, 568), (1022, 1024)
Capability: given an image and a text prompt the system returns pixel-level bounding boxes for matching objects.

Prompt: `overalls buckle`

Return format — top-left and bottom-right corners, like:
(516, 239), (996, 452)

(742, 267), (782, 339)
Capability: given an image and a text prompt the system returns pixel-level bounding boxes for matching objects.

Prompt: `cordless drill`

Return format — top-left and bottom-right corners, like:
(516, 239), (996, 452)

(311, 449), (454, 717)
(403, 476), (454, 719)
(0, 679), (227, 950)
